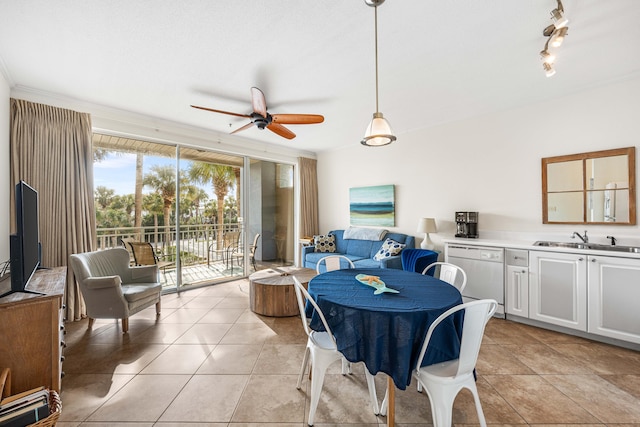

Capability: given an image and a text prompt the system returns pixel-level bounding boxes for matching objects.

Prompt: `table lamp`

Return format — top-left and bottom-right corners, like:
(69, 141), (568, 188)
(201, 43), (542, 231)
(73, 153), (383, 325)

(417, 217), (437, 250)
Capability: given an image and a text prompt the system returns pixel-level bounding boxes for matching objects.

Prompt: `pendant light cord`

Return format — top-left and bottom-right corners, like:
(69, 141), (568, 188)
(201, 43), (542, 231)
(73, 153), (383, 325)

(374, 4), (380, 114)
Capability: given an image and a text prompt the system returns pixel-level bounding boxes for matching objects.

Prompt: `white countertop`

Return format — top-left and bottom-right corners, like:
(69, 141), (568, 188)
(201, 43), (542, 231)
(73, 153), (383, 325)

(442, 237), (640, 260)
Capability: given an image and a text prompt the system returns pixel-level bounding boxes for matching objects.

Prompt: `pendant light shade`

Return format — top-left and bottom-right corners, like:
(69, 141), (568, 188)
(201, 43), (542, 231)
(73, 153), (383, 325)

(361, 112), (396, 146)
(361, 0), (396, 147)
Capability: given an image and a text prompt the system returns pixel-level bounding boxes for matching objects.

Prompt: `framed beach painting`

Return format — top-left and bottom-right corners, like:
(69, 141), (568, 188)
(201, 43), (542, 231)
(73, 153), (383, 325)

(349, 184), (395, 226)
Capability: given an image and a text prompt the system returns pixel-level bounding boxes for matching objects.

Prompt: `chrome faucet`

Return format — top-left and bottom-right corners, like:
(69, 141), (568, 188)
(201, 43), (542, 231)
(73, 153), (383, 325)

(571, 230), (589, 243)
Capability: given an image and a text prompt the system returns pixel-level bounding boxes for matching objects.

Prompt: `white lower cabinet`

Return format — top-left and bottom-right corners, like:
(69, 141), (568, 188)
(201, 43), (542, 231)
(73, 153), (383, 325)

(529, 251), (587, 331)
(505, 249), (529, 317)
(588, 255), (640, 344)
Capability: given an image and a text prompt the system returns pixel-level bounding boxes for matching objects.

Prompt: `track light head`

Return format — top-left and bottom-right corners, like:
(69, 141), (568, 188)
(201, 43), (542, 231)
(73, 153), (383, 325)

(540, 49), (556, 65)
(543, 62), (556, 77)
(550, 8), (568, 29)
(551, 27), (568, 47)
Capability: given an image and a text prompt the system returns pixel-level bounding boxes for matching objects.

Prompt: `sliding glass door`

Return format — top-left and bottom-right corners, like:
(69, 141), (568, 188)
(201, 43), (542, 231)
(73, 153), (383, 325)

(92, 133), (295, 292)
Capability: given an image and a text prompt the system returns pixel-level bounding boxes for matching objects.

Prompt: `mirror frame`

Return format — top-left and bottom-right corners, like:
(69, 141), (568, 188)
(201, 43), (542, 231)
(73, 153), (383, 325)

(542, 146), (636, 225)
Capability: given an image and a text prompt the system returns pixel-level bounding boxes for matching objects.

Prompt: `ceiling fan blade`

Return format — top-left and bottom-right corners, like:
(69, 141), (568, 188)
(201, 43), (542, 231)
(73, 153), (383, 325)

(190, 105), (250, 119)
(267, 123), (296, 139)
(230, 122), (255, 135)
(272, 113), (325, 125)
(251, 87), (268, 118)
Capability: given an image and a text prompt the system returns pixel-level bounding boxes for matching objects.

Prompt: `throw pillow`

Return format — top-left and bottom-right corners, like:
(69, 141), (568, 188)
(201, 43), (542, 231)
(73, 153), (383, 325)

(314, 234), (336, 253)
(373, 238), (406, 261)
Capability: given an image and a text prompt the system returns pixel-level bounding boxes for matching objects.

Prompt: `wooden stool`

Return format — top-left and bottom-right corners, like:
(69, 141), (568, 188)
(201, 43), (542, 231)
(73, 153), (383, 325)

(249, 267), (316, 317)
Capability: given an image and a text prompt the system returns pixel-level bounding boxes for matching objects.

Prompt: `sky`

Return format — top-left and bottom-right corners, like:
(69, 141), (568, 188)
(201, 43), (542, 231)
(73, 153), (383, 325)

(93, 153), (197, 196)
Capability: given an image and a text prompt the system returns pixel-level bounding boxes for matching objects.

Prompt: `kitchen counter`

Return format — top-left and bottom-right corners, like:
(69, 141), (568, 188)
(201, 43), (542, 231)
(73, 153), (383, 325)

(442, 237), (640, 259)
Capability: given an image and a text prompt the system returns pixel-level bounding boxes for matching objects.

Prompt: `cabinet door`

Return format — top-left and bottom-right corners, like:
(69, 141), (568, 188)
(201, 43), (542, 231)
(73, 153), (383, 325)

(588, 255), (640, 344)
(529, 251), (587, 331)
(506, 265), (529, 317)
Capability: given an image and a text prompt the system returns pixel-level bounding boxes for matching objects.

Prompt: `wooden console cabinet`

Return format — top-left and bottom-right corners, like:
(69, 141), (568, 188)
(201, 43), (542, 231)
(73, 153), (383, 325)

(0, 267), (66, 394)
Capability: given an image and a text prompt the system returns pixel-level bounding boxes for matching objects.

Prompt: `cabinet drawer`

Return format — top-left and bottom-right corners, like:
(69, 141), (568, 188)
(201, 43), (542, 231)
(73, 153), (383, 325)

(506, 249), (528, 267)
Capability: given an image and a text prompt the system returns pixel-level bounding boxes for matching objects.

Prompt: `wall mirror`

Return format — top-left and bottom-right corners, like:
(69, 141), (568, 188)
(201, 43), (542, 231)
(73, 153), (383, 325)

(542, 147), (636, 224)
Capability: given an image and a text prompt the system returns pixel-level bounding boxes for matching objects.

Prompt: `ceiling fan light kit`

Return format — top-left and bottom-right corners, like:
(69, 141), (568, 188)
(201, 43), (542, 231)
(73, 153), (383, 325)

(540, 0), (569, 77)
(191, 87), (323, 140)
(361, 0), (396, 147)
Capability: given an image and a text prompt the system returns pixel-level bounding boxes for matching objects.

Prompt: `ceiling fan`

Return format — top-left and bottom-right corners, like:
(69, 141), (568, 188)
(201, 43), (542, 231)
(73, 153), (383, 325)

(191, 87), (324, 140)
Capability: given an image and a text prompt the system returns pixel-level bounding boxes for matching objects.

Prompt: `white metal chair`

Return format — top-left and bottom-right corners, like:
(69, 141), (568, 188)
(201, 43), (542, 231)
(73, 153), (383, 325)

(381, 299), (497, 426)
(315, 254), (355, 274)
(422, 261), (468, 293)
(315, 254), (357, 374)
(293, 276), (379, 426)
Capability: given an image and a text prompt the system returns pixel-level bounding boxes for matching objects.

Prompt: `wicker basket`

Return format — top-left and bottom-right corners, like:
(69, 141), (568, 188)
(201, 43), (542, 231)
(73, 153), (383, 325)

(28, 390), (61, 427)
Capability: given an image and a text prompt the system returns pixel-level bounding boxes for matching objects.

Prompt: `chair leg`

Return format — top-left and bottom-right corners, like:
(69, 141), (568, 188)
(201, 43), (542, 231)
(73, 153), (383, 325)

(307, 351), (337, 426)
(156, 300), (161, 315)
(87, 318), (95, 329)
(469, 383), (488, 427)
(422, 380), (456, 427)
(297, 347), (310, 390)
(341, 358), (352, 375)
(122, 318), (129, 334)
(365, 371), (380, 415)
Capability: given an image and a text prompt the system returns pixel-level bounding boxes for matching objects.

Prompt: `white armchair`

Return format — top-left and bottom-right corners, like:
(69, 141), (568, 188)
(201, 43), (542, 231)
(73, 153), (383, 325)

(69, 248), (162, 333)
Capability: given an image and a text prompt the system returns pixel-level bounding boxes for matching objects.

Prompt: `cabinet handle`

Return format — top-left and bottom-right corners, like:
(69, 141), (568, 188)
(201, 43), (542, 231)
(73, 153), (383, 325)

(591, 258), (597, 262)
(578, 257), (584, 261)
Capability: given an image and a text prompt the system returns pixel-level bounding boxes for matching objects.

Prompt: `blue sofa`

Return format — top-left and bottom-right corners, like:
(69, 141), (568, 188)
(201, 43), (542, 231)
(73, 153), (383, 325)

(303, 229), (415, 271)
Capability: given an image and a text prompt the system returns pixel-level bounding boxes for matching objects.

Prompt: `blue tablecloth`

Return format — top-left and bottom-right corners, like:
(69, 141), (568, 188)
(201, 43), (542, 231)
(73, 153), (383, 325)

(306, 268), (463, 390)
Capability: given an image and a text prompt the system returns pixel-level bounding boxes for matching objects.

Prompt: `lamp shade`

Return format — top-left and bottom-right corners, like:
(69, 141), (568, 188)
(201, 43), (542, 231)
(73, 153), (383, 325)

(417, 217), (437, 233)
(361, 112), (396, 147)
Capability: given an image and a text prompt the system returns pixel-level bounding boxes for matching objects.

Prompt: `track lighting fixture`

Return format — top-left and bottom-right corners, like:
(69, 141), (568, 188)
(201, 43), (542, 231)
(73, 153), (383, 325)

(540, 0), (569, 77)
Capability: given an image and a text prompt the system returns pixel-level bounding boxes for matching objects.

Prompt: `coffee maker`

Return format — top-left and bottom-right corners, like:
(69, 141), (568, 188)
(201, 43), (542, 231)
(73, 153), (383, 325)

(455, 211), (478, 238)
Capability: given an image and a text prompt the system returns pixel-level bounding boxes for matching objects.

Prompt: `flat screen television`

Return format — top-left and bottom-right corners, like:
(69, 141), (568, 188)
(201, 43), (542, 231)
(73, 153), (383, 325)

(1, 180), (43, 298)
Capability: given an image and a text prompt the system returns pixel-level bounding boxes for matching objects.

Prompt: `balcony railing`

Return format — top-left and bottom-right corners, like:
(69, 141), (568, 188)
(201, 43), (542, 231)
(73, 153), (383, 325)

(97, 223), (246, 288)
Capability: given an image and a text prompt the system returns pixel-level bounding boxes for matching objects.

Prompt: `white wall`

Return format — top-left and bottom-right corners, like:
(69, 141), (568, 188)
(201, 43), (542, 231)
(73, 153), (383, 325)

(317, 76), (640, 249)
(0, 72), (10, 262)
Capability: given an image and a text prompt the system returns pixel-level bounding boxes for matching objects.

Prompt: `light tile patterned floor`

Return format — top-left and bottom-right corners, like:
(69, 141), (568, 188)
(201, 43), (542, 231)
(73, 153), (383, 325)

(57, 279), (640, 426)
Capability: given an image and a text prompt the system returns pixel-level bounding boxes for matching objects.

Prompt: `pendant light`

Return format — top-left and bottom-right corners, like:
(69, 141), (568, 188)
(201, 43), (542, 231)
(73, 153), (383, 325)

(361, 0), (396, 147)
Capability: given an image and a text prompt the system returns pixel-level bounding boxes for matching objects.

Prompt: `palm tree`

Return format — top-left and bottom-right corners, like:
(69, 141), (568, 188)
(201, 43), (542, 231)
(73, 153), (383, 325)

(189, 162), (235, 251)
(143, 164), (176, 249)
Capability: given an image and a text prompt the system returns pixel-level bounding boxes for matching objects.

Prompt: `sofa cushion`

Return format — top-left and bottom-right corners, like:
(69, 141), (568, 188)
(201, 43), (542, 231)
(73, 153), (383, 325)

(314, 234), (336, 253)
(373, 238), (406, 261)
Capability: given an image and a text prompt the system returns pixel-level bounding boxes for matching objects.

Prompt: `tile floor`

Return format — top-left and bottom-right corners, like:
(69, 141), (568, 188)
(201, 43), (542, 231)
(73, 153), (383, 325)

(57, 279), (640, 426)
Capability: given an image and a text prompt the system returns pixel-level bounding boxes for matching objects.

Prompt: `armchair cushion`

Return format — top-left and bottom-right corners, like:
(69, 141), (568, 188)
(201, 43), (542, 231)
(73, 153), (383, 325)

(85, 275), (122, 289)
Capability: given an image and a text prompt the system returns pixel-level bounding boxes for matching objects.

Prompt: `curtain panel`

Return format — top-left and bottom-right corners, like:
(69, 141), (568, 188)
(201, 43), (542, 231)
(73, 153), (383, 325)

(10, 98), (96, 321)
(298, 157), (319, 238)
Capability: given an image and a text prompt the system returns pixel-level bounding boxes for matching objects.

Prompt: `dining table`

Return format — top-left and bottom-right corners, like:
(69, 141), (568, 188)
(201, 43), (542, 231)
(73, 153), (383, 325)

(306, 268), (464, 427)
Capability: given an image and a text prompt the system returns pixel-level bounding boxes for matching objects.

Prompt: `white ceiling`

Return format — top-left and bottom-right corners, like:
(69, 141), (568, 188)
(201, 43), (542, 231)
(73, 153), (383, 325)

(1, 1), (640, 153)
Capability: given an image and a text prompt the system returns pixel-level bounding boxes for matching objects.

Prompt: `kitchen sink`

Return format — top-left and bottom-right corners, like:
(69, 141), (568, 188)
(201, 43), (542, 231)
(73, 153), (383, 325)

(534, 241), (640, 253)
(533, 241), (588, 249)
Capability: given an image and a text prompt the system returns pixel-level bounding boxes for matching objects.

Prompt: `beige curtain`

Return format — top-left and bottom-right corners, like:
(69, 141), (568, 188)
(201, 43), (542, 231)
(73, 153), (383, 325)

(299, 157), (319, 238)
(10, 98), (96, 321)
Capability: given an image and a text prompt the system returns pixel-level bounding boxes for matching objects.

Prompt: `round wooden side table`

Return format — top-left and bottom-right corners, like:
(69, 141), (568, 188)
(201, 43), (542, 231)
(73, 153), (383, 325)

(249, 266), (317, 317)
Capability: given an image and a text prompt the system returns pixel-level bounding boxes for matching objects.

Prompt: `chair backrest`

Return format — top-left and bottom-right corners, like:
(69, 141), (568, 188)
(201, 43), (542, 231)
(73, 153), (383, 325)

(224, 231), (241, 249)
(422, 262), (467, 293)
(415, 299), (497, 377)
(316, 255), (355, 274)
(69, 248), (132, 281)
(401, 249), (439, 273)
(249, 233), (261, 255)
(127, 241), (159, 266)
(292, 276), (336, 346)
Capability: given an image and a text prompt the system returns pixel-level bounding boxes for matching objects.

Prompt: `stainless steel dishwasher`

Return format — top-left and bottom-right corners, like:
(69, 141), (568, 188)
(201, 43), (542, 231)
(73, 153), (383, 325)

(445, 244), (505, 316)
